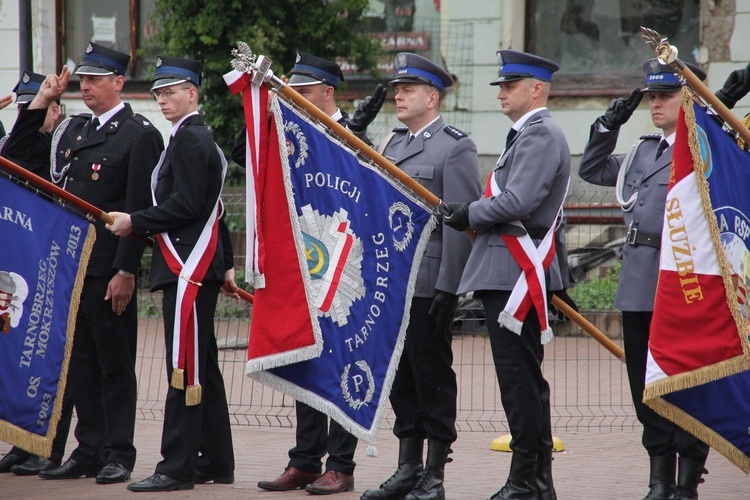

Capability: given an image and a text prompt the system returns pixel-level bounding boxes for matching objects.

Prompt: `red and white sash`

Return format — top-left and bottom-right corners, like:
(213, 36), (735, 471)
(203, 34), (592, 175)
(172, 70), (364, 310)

(485, 172), (563, 344)
(151, 144), (228, 405)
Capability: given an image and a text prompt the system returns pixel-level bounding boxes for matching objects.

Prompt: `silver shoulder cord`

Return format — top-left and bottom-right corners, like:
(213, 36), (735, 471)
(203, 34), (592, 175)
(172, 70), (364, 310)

(50, 116), (74, 186)
(0, 134), (8, 155)
(614, 139), (644, 212)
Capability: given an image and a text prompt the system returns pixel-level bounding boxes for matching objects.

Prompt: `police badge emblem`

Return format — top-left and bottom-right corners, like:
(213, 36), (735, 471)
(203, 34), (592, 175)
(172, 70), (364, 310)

(22, 72), (30, 84)
(156, 57), (162, 68)
(86, 42), (93, 54)
(649, 58), (662, 73)
(396, 53), (407, 69)
(296, 52), (301, 63)
(497, 51), (504, 67)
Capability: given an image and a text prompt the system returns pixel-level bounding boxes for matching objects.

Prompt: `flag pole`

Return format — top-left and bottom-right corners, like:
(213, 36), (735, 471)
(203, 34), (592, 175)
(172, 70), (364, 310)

(230, 43), (624, 359)
(0, 155), (114, 224)
(0, 155), (251, 303)
(642, 27), (750, 146)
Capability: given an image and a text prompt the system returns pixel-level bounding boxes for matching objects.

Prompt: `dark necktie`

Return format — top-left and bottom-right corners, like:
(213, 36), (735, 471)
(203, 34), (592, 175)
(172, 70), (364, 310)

(407, 134), (415, 145)
(86, 117), (100, 138)
(655, 139), (669, 160)
(505, 128), (518, 149)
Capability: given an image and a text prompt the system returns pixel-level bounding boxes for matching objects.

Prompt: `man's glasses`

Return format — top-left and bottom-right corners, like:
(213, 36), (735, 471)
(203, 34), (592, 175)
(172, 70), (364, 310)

(150, 87), (192, 101)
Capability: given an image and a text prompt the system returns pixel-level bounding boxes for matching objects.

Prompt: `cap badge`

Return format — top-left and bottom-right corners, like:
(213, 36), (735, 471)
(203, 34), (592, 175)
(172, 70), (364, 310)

(649, 59), (662, 73)
(156, 57), (162, 67)
(397, 53), (407, 69)
(296, 53), (301, 63)
(497, 52), (504, 67)
(86, 42), (93, 54)
(22, 73), (30, 84)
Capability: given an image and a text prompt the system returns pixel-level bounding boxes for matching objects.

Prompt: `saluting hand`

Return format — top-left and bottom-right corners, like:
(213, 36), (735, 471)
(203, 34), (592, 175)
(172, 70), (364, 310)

(715, 61), (750, 110)
(0, 94), (12, 111)
(29, 66), (70, 110)
(597, 87), (642, 130)
(347, 83), (387, 133)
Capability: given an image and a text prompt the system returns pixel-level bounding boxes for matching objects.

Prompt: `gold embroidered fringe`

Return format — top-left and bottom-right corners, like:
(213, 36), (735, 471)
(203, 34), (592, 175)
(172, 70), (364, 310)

(171, 368), (185, 390)
(185, 384), (202, 406)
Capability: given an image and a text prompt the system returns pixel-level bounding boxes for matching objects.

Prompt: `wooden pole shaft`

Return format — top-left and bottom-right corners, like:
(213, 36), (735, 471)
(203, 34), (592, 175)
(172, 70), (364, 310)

(551, 295), (625, 361)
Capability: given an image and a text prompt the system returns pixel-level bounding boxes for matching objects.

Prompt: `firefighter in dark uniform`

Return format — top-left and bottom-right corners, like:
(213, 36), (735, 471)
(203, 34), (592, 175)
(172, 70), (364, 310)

(3, 42), (164, 484)
(0, 71), (74, 477)
(579, 60), (710, 500)
(362, 53), (480, 500)
(108, 55), (236, 493)
(443, 50), (570, 500)
(248, 53), (384, 496)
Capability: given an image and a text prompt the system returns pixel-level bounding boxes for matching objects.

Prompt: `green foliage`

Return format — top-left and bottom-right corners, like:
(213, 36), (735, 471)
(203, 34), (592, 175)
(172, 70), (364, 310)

(569, 261), (621, 310)
(148, 0), (381, 185)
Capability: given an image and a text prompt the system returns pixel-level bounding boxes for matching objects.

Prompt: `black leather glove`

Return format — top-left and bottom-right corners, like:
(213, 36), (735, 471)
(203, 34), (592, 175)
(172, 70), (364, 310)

(715, 62), (750, 110)
(597, 87), (643, 130)
(347, 83), (386, 133)
(428, 290), (459, 333)
(442, 202), (470, 231)
(547, 289), (579, 321)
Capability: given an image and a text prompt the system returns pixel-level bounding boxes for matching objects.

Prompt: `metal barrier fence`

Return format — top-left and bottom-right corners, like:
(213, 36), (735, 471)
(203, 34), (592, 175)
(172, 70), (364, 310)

(135, 188), (638, 434)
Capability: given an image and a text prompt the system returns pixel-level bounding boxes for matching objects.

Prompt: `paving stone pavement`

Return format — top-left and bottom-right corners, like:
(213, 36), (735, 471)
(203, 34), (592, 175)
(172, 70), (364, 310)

(1, 420), (747, 499)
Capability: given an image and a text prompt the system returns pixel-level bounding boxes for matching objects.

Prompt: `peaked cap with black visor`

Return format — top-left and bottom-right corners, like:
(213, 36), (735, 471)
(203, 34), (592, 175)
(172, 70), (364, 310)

(490, 49), (559, 85)
(151, 56), (202, 90)
(287, 52), (343, 89)
(389, 52), (453, 92)
(75, 42), (130, 76)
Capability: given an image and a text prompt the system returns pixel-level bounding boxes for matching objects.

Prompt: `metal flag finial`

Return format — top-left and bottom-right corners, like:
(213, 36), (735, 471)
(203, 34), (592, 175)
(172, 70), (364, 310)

(640, 27), (679, 66)
(230, 42), (274, 86)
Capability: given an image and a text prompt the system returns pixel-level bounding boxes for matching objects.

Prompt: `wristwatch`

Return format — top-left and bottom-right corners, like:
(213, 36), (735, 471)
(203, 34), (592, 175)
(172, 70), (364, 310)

(117, 270), (135, 279)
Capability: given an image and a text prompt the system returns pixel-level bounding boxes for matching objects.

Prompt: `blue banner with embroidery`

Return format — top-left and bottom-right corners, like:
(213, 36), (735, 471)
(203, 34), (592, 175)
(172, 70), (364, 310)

(0, 176), (94, 457)
(248, 97), (436, 445)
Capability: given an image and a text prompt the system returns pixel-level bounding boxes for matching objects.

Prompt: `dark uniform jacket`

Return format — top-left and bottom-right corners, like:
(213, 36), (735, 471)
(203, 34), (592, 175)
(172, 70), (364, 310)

(579, 125), (668, 311)
(130, 114), (230, 291)
(4, 105), (164, 277)
(382, 117), (481, 297)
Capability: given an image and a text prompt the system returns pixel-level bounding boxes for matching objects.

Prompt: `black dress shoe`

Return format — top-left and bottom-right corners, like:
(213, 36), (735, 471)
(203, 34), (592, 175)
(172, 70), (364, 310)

(11, 456), (56, 475)
(195, 469), (234, 484)
(127, 473), (194, 492)
(96, 462), (132, 484)
(0, 451), (29, 473)
(39, 458), (101, 479)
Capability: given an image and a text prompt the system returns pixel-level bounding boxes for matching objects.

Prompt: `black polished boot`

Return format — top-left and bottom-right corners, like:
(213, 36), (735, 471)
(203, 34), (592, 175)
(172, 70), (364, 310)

(675, 456), (707, 500)
(489, 452), (538, 500)
(643, 456), (676, 500)
(536, 449), (557, 500)
(361, 438), (424, 500)
(405, 440), (452, 500)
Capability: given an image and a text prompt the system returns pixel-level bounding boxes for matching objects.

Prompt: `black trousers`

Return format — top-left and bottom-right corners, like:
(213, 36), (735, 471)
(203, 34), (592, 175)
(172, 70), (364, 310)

(622, 311), (710, 462)
(390, 297), (458, 444)
(480, 290), (552, 457)
(154, 281), (235, 481)
(68, 275), (138, 469)
(288, 402), (358, 475)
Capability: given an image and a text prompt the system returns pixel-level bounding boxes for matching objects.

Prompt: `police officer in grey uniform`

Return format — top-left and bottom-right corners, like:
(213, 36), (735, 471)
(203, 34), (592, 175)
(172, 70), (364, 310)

(361, 53), (480, 500)
(579, 59), (710, 500)
(443, 50), (570, 500)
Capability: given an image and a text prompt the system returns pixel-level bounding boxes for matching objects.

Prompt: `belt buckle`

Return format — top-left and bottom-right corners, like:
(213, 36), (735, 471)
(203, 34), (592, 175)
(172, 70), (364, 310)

(626, 224), (638, 245)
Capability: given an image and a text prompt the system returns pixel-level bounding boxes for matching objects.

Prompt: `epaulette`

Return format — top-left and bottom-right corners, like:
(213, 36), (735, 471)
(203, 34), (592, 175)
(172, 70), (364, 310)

(443, 125), (467, 140)
(392, 126), (408, 133)
(129, 113), (156, 129)
(639, 133), (661, 141)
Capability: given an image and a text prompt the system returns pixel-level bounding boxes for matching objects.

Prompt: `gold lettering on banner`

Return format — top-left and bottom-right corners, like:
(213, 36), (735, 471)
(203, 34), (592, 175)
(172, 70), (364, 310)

(665, 197), (704, 304)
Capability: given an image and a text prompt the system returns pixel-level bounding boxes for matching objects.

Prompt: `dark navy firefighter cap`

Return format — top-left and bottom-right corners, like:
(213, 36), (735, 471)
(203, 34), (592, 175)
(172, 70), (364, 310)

(389, 52), (453, 92)
(151, 56), (202, 90)
(288, 52), (343, 89)
(13, 71), (45, 104)
(75, 42), (130, 76)
(491, 50), (560, 85)
(641, 58), (706, 92)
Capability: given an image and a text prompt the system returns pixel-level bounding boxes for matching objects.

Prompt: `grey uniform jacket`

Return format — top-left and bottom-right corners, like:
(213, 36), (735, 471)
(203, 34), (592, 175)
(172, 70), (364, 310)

(381, 117), (481, 298)
(579, 124), (667, 311)
(458, 109), (571, 295)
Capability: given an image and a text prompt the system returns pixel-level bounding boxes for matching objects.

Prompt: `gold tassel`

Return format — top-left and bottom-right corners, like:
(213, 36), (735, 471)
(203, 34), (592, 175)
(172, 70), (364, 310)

(171, 368), (185, 390)
(185, 384), (202, 406)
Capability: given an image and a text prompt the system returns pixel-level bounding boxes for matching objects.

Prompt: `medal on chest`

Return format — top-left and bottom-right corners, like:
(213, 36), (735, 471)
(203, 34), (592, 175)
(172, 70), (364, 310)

(91, 163), (101, 180)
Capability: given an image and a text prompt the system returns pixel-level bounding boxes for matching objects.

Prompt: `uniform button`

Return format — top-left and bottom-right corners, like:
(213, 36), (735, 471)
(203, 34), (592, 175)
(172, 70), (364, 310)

(634, 220), (640, 226)
(639, 201), (644, 206)
(175, 237), (180, 242)
(73, 157), (78, 161)
(643, 182), (649, 187)
(102, 157), (107, 161)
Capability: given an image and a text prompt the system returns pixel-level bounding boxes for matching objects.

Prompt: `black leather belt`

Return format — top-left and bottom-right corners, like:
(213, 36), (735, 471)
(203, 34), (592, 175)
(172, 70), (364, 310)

(626, 225), (661, 248)
(491, 224), (549, 239)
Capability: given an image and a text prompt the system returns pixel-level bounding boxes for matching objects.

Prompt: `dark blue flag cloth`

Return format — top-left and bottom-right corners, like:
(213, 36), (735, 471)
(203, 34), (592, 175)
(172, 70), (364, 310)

(248, 98), (436, 446)
(0, 176), (94, 456)
(646, 94), (750, 473)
